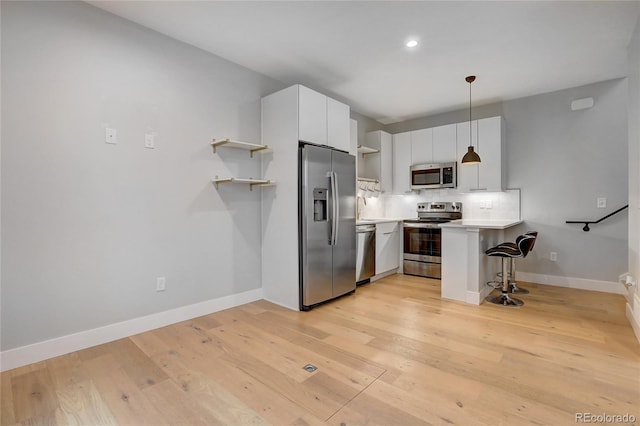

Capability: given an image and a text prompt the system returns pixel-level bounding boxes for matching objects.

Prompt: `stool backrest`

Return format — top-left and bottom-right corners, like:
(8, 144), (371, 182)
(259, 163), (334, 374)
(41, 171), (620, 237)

(524, 231), (538, 252)
(517, 233), (537, 258)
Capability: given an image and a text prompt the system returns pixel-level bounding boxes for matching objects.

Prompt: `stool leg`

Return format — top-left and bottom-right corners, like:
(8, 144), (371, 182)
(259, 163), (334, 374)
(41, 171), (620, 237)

(486, 258), (524, 307)
(508, 258), (530, 294)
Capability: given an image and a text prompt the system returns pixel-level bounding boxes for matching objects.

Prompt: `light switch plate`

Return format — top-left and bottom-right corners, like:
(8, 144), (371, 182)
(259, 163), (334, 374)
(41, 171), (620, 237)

(156, 277), (166, 292)
(597, 197), (606, 209)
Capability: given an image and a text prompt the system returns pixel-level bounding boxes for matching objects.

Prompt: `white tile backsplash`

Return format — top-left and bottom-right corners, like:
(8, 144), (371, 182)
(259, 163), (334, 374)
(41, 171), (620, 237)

(376, 189), (521, 220)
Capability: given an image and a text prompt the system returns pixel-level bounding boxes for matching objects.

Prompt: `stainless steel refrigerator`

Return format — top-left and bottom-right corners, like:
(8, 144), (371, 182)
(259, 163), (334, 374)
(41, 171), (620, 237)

(299, 143), (356, 310)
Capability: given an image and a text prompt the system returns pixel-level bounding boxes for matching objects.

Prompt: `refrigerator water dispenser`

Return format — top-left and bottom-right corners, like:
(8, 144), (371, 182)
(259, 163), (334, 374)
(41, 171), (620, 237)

(313, 188), (327, 221)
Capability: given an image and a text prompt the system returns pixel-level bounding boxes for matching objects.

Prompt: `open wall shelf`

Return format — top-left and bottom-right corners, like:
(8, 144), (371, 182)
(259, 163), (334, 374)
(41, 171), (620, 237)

(212, 177), (275, 191)
(211, 138), (269, 157)
(357, 145), (379, 156)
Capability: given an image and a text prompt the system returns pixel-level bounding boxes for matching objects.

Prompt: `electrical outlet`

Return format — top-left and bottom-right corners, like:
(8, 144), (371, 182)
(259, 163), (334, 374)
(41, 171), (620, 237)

(105, 128), (117, 144)
(156, 277), (166, 292)
(597, 197), (606, 208)
(550, 252), (558, 262)
(145, 133), (155, 149)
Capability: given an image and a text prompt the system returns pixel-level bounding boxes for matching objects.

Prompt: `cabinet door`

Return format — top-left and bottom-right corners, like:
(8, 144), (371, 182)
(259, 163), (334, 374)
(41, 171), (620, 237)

(477, 116), (503, 191)
(392, 132), (412, 194)
(432, 123), (457, 163)
(327, 97), (350, 152)
(298, 85), (327, 144)
(349, 119), (358, 157)
(411, 128), (433, 165)
(380, 131), (393, 193)
(375, 222), (400, 274)
(456, 121), (479, 191)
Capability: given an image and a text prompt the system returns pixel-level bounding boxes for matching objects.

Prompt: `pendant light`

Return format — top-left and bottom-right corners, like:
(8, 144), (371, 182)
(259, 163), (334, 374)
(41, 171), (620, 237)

(461, 75), (481, 164)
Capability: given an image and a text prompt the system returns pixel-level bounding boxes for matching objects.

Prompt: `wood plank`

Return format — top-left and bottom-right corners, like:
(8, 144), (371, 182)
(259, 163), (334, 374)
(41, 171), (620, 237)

(105, 338), (169, 390)
(10, 368), (59, 424)
(150, 350), (323, 425)
(140, 380), (221, 426)
(1, 369), (17, 426)
(55, 380), (118, 425)
(80, 354), (168, 425)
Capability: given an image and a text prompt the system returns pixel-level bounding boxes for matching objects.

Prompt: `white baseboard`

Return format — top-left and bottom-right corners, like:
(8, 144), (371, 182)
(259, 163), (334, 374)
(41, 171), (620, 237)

(371, 268), (398, 282)
(626, 293), (640, 344)
(0, 288), (264, 372)
(516, 272), (627, 295)
(467, 285), (494, 305)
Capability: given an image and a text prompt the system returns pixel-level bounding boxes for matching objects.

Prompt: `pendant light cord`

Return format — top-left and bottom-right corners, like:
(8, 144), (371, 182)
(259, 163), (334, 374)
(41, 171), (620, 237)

(469, 78), (472, 145)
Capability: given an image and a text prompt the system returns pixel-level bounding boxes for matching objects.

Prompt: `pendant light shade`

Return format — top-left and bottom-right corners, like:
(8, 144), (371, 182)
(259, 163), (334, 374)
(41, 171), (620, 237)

(462, 145), (481, 164)
(461, 75), (481, 164)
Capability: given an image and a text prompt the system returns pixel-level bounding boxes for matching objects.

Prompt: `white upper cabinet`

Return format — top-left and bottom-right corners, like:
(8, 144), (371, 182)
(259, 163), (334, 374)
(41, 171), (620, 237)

(432, 123), (458, 163)
(298, 85), (327, 144)
(297, 85), (350, 152)
(456, 120), (479, 191)
(349, 118), (358, 157)
(392, 132), (412, 194)
(456, 116), (504, 191)
(327, 97), (351, 153)
(477, 116), (505, 191)
(361, 130), (392, 193)
(411, 128), (433, 165)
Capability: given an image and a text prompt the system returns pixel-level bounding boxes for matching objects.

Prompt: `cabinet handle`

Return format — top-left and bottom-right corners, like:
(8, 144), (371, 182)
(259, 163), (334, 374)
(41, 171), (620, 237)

(383, 231), (395, 235)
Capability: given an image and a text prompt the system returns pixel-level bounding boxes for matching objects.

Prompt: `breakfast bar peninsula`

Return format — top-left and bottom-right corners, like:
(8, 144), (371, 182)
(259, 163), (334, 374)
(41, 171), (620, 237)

(439, 219), (522, 304)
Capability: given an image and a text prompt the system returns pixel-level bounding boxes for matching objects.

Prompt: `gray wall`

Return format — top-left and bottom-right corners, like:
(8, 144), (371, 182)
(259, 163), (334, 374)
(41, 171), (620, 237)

(384, 103), (504, 134)
(351, 110), (385, 146)
(503, 79), (628, 281)
(384, 79), (628, 282)
(1, 1), (283, 350)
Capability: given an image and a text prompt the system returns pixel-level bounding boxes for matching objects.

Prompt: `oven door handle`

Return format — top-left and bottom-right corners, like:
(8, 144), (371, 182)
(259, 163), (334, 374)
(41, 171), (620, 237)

(403, 223), (442, 229)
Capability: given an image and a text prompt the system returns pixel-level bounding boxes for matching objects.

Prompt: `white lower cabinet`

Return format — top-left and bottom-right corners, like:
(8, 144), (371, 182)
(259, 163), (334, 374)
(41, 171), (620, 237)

(375, 222), (400, 275)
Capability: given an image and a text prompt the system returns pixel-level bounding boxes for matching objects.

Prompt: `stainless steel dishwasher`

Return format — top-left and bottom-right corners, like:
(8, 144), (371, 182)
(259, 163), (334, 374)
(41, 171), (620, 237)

(356, 224), (376, 284)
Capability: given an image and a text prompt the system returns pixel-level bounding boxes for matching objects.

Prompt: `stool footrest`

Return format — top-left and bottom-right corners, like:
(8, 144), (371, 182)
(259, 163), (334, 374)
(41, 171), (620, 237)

(486, 281), (502, 289)
(486, 293), (524, 307)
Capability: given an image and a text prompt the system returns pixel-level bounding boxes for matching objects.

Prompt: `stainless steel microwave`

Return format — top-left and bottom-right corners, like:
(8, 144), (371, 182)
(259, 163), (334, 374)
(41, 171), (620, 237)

(410, 162), (457, 190)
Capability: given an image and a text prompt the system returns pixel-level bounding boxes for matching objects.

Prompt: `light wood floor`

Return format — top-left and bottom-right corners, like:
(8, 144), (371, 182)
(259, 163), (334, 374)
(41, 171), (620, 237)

(2, 274), (639, 425)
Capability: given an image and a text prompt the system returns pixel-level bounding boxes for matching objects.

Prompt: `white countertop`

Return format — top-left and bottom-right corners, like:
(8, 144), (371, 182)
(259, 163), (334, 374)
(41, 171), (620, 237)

(439, 219), (523, 229)
(356, 218), (404, 225)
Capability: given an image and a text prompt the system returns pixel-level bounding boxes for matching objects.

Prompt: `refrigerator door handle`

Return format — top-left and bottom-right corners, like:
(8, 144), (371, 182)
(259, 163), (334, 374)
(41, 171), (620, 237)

(329, 171), (339, 246)
(332, 171), (340, 246)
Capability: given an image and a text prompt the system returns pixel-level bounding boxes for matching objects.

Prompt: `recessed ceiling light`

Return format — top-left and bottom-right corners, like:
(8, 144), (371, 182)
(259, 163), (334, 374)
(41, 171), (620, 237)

(406, 40), (418, 48)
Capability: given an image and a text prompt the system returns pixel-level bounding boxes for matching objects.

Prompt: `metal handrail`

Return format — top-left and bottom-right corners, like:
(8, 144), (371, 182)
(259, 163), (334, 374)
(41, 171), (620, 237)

(566, 205), (628, 232)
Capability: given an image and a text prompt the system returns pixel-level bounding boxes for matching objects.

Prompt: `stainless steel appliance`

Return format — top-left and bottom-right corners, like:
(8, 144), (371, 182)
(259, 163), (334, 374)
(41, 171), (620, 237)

(403, 202), (462, 279)
(410, 162), (457, 190)
(299, 143), (356, 310)
(356, 224), (376, 284)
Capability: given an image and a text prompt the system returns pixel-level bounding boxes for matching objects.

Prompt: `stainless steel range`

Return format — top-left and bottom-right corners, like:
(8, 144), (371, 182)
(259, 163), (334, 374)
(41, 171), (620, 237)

(403, 202), (462, 279)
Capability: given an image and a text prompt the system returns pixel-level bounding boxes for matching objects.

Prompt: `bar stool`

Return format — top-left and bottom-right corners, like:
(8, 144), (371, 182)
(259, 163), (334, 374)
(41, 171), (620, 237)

(485, 233), (537, 307)
(497, 231), (538, 294)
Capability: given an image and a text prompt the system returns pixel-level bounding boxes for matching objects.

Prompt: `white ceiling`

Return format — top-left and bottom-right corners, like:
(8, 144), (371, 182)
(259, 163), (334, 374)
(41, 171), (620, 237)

(89, 1), (640, 124)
